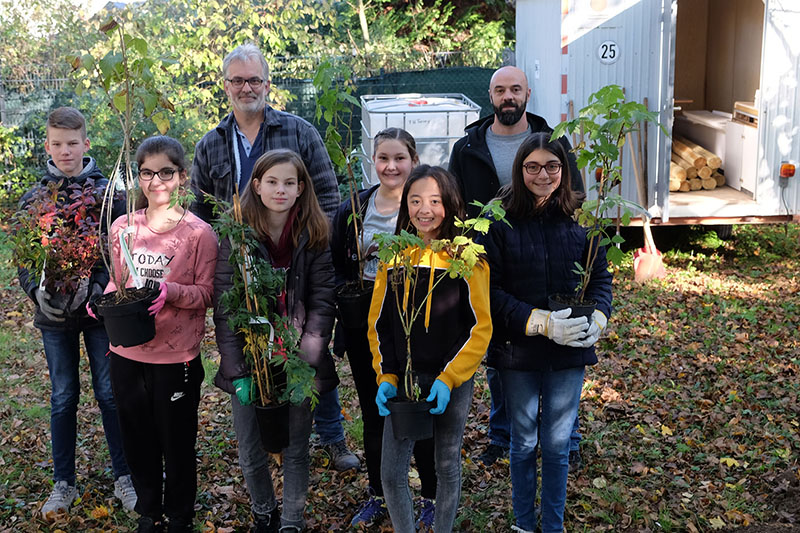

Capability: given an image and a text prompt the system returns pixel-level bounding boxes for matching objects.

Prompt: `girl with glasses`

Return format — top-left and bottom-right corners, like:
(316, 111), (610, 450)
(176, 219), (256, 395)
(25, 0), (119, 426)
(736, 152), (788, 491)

(480, 132), (612, 533)
(94, 135), (218, 532)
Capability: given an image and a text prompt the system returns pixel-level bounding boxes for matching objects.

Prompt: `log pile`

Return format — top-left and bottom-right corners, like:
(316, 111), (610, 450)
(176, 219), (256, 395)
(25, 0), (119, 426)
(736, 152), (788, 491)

(669, 135), (725, 192)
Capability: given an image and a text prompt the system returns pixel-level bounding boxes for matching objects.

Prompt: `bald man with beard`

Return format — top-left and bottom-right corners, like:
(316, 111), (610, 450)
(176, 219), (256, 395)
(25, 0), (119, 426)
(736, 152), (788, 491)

(449, 66), (583, 218)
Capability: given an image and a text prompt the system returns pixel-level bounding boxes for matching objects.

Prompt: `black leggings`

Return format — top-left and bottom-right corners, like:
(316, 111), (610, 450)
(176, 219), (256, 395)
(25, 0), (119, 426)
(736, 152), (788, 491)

(343, 325), (436, 498)
(109, 352), (204, 522)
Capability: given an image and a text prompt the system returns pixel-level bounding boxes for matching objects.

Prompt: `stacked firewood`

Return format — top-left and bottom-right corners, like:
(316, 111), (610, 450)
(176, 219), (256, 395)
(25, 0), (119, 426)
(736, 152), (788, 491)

(669, 135), (725, 192)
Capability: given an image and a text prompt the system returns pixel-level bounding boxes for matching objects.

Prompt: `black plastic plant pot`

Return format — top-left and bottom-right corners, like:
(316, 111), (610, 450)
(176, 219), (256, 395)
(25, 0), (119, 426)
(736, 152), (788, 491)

(96, 287), (158, 348)
(254, 402), (290, 453)
(388, 398), (435, 441)
(548, 293), (597, 319)
(335, 281), (374, 330)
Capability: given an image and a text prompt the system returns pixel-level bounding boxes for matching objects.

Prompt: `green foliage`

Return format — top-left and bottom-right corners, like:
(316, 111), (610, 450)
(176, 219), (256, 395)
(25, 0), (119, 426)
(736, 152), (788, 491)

(374, 199), (506, 398)
(208, 194), (318, 408)
(552, 85), (661, 302)
(0, 125), (38, 208)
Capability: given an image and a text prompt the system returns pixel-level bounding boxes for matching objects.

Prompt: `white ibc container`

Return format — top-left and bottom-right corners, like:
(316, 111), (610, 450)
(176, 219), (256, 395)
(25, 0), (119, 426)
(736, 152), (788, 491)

(360, 94), (481, 186)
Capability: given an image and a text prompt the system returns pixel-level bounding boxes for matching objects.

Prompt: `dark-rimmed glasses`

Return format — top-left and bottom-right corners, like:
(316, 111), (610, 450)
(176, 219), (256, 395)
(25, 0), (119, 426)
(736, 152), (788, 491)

(225, 77), (265, 89)
(139, 168), (178, 182)
(522, 162), (562, 176)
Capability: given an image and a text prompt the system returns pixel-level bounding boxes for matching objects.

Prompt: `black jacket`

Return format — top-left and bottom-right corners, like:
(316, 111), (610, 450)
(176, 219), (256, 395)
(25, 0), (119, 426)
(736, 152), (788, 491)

(213, 230), (338, 395)
(479, 203), (613, 372)
(448, 112), (584, 217)
(17, 157), (125, 331)
(330, 185), (379, 287)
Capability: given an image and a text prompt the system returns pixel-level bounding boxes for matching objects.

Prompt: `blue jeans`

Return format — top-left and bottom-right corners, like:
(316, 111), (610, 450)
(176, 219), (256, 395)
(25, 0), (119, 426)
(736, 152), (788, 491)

(41, 326), (128, 485)
(486, 366), (510, 448)
(231, 396), (313, 529)
(500, 367), (585, 533)
(381, 377), (473, 533)
(313, 387), (345, 445)
(489, 366), (582, 452)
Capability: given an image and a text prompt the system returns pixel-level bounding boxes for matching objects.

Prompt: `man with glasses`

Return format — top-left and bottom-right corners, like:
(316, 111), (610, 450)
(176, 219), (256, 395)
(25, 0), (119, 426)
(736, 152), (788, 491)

(190, 43), (357, 533)
(448, 65), (584, 469)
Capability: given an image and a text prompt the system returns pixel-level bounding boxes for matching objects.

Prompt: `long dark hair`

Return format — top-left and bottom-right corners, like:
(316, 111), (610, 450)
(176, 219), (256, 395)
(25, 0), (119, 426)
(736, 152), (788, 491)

(395, 165), (465, 241)
(134, 136), (188, 209)
(240, 149), (329, 250)
(497, 132), (583, 218)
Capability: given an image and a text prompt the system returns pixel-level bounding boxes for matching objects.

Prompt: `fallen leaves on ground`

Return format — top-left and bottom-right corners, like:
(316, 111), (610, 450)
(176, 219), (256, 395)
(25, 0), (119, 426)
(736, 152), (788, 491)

(0, 224), (798, 531)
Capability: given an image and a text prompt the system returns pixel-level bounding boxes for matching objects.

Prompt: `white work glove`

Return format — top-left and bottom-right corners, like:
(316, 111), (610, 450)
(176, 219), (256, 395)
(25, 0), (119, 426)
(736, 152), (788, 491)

(526, 308), (588, 346)
(571, 310), (608, 348)
(35, 288), (65, 322)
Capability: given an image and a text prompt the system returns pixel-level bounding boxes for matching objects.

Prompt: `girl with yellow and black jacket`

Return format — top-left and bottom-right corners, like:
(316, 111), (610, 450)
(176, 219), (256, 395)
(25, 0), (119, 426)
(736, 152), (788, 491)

(368, 165), (492, 533)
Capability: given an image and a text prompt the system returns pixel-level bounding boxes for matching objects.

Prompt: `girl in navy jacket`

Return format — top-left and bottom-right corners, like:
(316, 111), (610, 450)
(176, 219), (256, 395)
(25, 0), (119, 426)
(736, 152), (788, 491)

(481, 132), (612, 533)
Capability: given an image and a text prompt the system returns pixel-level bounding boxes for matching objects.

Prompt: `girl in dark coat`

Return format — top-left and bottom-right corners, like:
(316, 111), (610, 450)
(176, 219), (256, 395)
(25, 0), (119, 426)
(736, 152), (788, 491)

(481, 132), (613, 533)
(213, 149), (336, 533)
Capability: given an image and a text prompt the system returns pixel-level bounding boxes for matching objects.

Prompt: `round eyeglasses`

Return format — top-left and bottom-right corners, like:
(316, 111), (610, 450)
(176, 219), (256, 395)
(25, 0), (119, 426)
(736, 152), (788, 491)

(138, 168), (178, 182)
(522, 162), (562, 176)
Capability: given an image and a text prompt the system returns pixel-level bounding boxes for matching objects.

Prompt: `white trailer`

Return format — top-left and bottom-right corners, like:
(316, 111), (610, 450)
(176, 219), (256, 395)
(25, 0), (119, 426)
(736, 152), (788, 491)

(517, 0), (800, 225)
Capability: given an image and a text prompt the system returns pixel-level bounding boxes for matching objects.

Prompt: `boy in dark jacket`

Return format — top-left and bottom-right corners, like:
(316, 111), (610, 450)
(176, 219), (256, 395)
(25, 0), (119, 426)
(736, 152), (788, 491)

(16, 107), (135, 518)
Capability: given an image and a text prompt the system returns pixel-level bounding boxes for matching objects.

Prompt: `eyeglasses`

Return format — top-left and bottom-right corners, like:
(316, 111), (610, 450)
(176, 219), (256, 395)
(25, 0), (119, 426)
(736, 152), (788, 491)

(139, 168), (178, 182)
(225, 77), (265, 89)
(522, 162), (562, 176)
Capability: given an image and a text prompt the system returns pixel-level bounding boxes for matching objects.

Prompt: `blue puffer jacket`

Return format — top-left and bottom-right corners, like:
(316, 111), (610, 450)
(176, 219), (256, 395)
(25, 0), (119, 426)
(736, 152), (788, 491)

(479, 205), (613, 371)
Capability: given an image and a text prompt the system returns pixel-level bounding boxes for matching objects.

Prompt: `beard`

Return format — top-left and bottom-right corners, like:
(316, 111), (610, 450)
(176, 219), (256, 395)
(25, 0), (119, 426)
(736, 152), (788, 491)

(493, 98), (528, 126)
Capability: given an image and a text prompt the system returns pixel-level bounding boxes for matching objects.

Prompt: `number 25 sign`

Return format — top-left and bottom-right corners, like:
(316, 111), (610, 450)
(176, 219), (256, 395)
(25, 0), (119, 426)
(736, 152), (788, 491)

(598, 40), (619, 64)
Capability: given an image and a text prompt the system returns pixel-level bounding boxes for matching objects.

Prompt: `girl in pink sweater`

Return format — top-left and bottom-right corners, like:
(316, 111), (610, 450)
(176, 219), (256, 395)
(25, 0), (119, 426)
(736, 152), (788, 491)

(101, 136), (218, 532)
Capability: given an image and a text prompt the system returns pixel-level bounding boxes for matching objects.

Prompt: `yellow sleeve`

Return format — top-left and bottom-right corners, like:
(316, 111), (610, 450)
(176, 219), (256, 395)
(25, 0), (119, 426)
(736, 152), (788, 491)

(437, 259), (492, 390)
(368, 262), (398, 387)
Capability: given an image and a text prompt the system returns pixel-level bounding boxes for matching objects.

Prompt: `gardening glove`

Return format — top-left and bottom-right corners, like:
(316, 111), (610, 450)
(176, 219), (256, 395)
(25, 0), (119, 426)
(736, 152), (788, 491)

(526, 308), (588, 346)
(569, 310), (608, 348)
(147, 282), (169, 316)
(376, 382), (397, 417)
(85, 301), (98, 320)
(86, 283), (104, 320)
(68, 278), (90, 313)
(35, 288), (65, 322)
(233, 377), (253, 406)
(426, 379), (451, 415)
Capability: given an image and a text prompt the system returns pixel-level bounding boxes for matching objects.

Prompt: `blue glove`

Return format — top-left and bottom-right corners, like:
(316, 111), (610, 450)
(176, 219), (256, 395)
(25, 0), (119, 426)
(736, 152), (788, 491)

(426, 379), (451, 415)
(233, 377), (253, 406)
(376, 382), (397, 417)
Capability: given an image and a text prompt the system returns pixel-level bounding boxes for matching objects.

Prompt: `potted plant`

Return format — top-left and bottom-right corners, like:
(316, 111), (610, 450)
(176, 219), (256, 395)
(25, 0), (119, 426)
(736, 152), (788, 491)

(550, 84), (661, 317)
(209, 193), (318, 452)
(67, 17), (175, 346)
(11, 178), (104, 313)
(312, 60), (373, 328)
(374, 199), (507, 440)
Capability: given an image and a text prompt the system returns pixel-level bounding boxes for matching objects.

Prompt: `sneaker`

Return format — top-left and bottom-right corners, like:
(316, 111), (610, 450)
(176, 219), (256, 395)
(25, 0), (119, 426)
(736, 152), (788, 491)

(253, 507), (281, 533)
(415, 498), (435, 531)
(278, 527), (301, 533)
(114, 474), (138, 511)
(41, 480), (78, 518)
(511, 525), (535, 533)
(568, 449), (583, 473)
(137, 516), (165, 533)
(478, 443), (508, 466)
(350, 494), (387, 526)
(324, 439), (360, 471)
(166, 516), (193, 533)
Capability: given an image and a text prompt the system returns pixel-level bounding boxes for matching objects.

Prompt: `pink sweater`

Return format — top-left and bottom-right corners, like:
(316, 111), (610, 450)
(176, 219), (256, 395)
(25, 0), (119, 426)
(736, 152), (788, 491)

(105, 209), (218, 364)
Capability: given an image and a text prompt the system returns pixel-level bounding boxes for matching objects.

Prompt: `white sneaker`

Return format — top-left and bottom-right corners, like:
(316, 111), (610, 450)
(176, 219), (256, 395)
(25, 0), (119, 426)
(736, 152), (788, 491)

(114, 474), (138, 511)
(41, 480), (78, 518)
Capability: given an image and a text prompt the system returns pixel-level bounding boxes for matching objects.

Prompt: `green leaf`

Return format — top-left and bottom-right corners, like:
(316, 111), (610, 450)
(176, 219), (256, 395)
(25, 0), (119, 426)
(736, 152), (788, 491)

(113, 90), (128, 113)
(152, 111), (170, 134)
(606, 246), (624, 265)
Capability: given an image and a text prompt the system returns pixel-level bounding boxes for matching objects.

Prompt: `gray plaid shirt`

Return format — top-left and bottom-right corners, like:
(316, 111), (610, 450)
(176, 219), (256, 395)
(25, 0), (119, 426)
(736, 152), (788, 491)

(190, 106), (340, 222)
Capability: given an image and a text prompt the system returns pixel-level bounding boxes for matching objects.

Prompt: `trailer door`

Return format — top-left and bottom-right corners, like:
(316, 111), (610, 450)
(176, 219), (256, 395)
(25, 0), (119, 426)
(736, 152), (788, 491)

(653, 0), (677, 221)
(758, 0), (800, 215)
